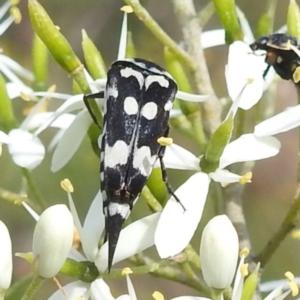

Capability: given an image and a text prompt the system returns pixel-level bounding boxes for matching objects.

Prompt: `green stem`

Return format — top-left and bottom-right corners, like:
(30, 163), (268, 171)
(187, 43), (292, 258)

(198, 2), (215, 26)
(130, 254), (211, 295)
(5, 274), (33, 299)
(0, 187), (32, 206)
(20, 275), (44, 300)
(141, 185), (163, 212)
(0, 290), (5, 300)
(21, 168), (45, 210)
(256, 185), (300, 267)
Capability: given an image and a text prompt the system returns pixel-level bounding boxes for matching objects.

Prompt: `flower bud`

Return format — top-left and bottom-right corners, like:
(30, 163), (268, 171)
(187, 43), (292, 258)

(200, 215), (239, 289)
(0, 221), (12, 290)
(32, 205), (73, 278)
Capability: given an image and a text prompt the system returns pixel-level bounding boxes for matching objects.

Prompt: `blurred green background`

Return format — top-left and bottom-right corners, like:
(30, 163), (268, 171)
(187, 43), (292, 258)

(0, 0), (299, 299)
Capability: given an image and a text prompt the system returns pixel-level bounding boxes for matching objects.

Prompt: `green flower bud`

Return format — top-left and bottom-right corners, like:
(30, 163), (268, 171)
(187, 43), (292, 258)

(32, 205), (73, 278)
(212, 0), (243, 43)
(200, 115), (234, 173)
(241, 263), (260, 300)
(126, 31), (137, 58)
(28, 0), (88, 92)
(0, 74), (17, 131)
(82, 29), (107, 80)
(200, 215), (239, 289)
(32, 33), (48, 91)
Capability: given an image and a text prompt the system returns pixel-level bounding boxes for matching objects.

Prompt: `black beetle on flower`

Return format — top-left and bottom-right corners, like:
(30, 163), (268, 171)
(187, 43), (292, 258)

(250, 33), (300, 85)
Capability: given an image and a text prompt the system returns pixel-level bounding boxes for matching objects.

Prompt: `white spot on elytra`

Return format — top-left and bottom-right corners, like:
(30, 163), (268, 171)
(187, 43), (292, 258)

(102, 191), (107, 202)
(164, 100), (173, 111)
(106, 86), (118, 98)
(133, 146), (156, 176)
(124, 97), (139, 115)
(141, 102), (158, 120)
(108, 202), (130, 219)
(120, 67), (144, 88)
(105, 140), (129, 167)
(100, 172), (104, 181)
(145, 75), (169, 90)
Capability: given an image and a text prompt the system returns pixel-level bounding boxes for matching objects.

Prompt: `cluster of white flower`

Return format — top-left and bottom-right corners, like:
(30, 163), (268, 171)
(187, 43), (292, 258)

(0, 1), (300, 300)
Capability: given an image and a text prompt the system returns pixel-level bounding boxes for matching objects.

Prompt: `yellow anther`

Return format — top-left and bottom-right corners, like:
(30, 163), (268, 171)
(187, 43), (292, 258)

(291, 229), (300, 240)
(60, 179), (74, 193)
(293, 67), (300, 83)
(48, 84), (57, 93)
(241, 263), (249, 277)
(10, 7), (21, 24)
(240, 247), (250, 258)
(10, 0), (20, 6)
(239, 172), (252, 185)
(121, 267), (133, 276)
(285, 272), (299, 296)
(20, 92), (31, 101)
(152, 291), (164, 300)
(121, 5), (133, 13)
(247, 78), (254, 84)
(157, 137), (173, 146)
(285, 271), (295, 281)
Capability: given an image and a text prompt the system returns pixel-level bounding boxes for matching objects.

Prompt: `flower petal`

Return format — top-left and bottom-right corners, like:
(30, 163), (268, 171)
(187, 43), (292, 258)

(51, 109), (92, 172)
(219, 134), (281, 169)
(254, 105), (300, 136)
(155, 143), (200, 170)
(32, 205), (74, 278)
(0, 130), (9, 144)
(125, 275), (137, 300)
(5, 82), (33, 99)
(201, 29), (225, 48)
(48, 281), (89, 300)
(0, 54), (34, 80)
(225, 41), (265, 110)
(155, 172), (210, 258)
(0, 221), (12, 290)
(117, 11), (127, 60)
(82, 191), (105, 261)
(23, 112), (75, 131)
(34, 94), (85, 136)
(209, 169), (242, 184)
(176, 91), (208, 102)
(8, 129), (45, 169)
(200, 215), (239, 289)
(90, 279), (116, 300)
(95, 213), (161, 272)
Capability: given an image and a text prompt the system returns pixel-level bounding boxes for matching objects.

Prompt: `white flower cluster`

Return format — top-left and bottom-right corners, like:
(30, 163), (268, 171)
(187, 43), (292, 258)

(0, 2), (299, 300)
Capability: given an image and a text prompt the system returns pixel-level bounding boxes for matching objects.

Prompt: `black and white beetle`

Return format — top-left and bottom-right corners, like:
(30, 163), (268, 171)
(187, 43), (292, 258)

(84, 58), (183, 272)
(250, 33), (300, 85)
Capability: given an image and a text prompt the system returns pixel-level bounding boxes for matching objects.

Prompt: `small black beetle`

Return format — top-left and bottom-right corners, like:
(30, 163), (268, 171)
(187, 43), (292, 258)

(250, 33), (300, 84)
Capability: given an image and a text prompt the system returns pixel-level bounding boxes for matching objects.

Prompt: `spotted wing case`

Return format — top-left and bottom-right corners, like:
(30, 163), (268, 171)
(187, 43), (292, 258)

(100, 58), (177, 271)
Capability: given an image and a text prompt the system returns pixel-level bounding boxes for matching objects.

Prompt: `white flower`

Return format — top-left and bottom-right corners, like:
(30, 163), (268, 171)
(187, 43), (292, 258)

(0, 220), (12, 290)
(154, 132), (280, 258)
(225, 41), (267, 110)
(0, 0), (33, 98)
(0, 129), (45, 169)
(200, 215), (239, 289)
(47, 190), (160, 299)
(32, 204), (73, 278)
